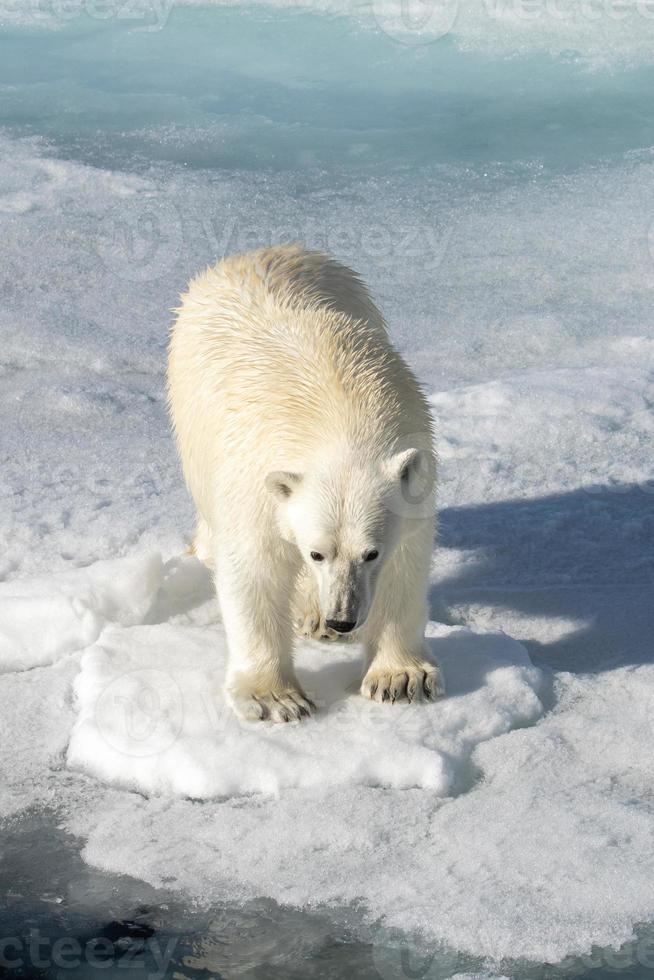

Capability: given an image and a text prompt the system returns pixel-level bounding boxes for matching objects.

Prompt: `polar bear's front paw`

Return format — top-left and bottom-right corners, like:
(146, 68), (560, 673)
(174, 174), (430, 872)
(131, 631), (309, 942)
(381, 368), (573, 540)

(228, 685), (316, 723)
(361, 660), (444, 704)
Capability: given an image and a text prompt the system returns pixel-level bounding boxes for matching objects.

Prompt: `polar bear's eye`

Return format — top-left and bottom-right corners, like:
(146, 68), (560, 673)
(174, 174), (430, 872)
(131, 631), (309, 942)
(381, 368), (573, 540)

(310, 551), (325, 562)
(364, 550), (379, 562)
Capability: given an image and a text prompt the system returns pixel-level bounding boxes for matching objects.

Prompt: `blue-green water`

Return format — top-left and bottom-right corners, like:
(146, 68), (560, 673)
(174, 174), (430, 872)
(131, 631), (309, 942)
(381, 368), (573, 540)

(2, 814), (654, 980)
(2, 8), (654, 176)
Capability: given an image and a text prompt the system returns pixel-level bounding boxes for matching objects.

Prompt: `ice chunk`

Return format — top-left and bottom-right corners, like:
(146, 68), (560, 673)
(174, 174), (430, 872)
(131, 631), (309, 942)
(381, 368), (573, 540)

(66, 619), (543, 799)
(0, 552), (164, 673)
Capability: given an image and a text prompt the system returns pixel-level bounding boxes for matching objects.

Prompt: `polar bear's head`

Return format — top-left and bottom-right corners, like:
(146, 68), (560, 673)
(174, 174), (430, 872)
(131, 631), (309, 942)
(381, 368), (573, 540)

(266, 448), (433, 634)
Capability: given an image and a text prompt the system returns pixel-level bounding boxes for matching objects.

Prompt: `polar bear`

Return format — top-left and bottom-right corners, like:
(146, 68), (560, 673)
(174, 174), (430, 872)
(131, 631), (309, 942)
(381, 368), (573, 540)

(168, 244), (442, 722)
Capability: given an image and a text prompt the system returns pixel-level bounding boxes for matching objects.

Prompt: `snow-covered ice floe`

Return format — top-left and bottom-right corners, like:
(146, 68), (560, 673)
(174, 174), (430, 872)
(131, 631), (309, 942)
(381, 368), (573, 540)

(67, 647), (654, 965)
(5, 548), (654, 964)
(66, 594), (543, 798)
(0, 546), (542, 804)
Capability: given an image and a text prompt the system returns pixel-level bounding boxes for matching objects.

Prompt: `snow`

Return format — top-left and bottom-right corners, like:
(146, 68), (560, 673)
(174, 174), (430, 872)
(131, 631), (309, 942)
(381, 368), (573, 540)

(0, 551), (163, 672)
(433, 367), (654, 502)
(1, 7), (654, 968)
(0, 657), (77, 818)
(65, 582), (543, 797)
(67, 662), (654, 964)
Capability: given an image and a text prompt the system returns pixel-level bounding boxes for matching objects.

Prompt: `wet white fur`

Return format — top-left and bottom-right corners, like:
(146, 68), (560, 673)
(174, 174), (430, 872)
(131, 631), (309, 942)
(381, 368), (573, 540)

(168, 244), (442, 722)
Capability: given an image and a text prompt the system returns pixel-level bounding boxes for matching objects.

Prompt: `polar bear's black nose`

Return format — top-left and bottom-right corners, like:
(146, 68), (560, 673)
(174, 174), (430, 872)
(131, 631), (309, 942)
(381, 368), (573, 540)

(326, 619), (357, 634)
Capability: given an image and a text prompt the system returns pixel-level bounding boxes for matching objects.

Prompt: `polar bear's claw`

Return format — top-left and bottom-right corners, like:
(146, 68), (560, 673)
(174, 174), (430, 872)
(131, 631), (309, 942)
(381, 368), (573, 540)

(361, 664), (444, 705)
(423, 670), (445, 700)
(232, 688), (316, 724)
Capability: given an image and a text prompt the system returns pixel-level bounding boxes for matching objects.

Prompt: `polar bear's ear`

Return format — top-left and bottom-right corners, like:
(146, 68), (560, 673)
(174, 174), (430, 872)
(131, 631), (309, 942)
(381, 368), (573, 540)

(385, 448), (437, 517)
(386, 448), (426, 483)
(265, 471), (303, 499)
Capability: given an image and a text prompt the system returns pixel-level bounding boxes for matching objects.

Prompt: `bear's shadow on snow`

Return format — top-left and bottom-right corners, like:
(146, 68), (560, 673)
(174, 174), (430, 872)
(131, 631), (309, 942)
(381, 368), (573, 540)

(293, 635), (497, 704)
(432, 482), (654, 675)
(145, 483), (652, 688)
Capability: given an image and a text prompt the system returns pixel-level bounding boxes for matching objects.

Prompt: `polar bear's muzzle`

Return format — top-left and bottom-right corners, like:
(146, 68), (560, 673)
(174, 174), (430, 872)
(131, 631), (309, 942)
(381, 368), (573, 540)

(325, 618), (358, 634)
(320, 561), (373, 635)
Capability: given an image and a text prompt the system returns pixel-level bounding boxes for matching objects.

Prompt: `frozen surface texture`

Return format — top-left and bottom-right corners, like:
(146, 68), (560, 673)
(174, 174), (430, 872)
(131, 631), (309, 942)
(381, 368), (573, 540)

(5, 547), (652, 963)
(3, 0), (654, 67)
(68, 656), (654, 963)
(65, 580), (543, 797)
(1, 10), (654, 967)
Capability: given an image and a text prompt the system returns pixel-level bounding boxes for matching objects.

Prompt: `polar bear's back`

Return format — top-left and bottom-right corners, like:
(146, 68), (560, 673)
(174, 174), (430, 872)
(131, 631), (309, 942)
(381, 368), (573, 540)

(179, 243), (387, 336)
(168, 245), (431, 522)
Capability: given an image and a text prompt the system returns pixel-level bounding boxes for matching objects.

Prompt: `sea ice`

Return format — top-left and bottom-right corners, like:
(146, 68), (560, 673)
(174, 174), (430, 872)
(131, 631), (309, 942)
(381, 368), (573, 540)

(65, 575), (543, 799)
